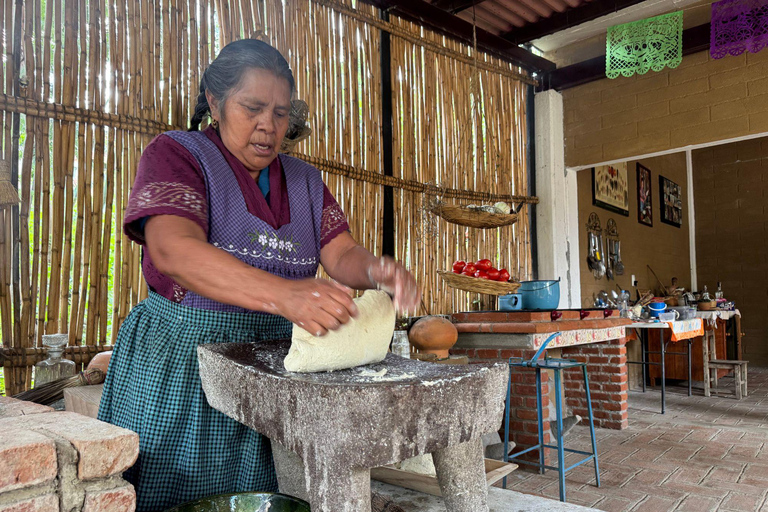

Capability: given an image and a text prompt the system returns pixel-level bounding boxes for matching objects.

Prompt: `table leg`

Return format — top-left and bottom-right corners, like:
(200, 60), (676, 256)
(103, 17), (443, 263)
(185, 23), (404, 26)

(640, 329), (647, 393)
(711, 331), (719, 389)
(661, 338), (667, 414)
(743, 363), (748, 397)
(687, 340), (692, 397)
(735, 365), (743, 400)
(703, 330), (711, 398)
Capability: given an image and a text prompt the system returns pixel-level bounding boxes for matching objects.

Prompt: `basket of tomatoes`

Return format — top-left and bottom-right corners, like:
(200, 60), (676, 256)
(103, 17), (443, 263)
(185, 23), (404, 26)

(438, 259), (521, 295)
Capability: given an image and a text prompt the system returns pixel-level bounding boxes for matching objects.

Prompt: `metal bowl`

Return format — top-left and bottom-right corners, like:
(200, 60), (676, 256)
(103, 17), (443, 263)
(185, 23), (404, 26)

(164, 492), (310, 512)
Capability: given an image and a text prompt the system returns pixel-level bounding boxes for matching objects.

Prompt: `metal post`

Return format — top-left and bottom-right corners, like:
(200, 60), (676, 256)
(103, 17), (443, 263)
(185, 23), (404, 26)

(536, 368), (545, 475)
(502, 364), (512, 488)
(554, 370), (566, 502)
(380, 8), (395, 257)
(582, 365), (601, 488)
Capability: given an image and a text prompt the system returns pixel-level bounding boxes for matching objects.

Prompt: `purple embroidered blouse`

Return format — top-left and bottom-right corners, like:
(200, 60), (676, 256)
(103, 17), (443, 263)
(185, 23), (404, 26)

(124, 126), (350, 302)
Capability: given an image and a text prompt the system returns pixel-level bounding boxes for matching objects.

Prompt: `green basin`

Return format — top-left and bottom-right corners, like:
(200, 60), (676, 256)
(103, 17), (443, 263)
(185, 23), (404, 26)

(165, 492), (311, 512)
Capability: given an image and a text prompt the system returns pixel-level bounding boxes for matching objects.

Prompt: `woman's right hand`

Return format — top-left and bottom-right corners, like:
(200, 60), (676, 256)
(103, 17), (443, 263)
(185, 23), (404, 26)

(275, 278), (359, 337)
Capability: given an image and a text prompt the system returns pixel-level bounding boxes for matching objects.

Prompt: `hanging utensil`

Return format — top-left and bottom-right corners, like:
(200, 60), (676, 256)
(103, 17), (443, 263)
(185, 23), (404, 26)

(615, 240), (625, 275)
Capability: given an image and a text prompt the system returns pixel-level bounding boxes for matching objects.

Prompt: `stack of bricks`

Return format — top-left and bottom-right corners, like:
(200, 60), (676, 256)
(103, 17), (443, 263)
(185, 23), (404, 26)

(0, 396), (138, 512)
(561, 337), (629, 430)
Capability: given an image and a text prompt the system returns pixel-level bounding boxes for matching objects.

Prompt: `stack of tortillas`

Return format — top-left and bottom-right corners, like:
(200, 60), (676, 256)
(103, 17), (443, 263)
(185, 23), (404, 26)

(284, 290), (396, 373)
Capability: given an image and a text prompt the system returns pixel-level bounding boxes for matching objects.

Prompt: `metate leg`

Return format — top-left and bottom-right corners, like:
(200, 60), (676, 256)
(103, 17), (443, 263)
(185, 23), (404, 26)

(432, 438), (488, 512)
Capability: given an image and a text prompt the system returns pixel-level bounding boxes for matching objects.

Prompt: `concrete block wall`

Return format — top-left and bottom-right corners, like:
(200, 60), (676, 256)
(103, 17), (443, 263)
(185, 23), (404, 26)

(692, 137), (768, 365)
(0, 396), (138, 512)
(563, 50), (768, 168)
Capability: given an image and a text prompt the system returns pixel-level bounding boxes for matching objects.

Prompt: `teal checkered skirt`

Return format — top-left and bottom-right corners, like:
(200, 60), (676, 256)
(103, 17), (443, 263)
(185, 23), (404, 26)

(98, 292), (291, 512)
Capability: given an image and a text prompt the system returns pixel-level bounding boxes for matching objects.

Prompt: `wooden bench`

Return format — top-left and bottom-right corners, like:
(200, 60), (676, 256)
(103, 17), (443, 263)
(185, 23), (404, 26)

(702, 325), (748, 400)
(707, 360), (748, 400)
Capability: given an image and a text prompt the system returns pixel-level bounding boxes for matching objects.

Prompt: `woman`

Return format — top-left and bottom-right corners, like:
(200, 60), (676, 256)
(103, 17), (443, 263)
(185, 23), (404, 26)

(98, 39), (420, 512)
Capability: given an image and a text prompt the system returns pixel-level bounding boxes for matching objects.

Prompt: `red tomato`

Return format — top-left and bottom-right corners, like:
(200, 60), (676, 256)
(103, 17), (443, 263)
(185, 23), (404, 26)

(498, 269), (511, 282)
(475, 259), (492, 271)
(452, 260), (466, 273)
(478, 273), (491, 280)
(474, 270), (489, 279)
(463, 263), (477, 275)
(487, 269), (501, 281)
(462, 269), (475, 277)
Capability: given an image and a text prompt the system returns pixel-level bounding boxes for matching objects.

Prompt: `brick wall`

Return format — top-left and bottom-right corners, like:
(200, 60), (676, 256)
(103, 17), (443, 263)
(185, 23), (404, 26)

(562, 50), (768, 168)
(450, 347), (552, 450)
(451, 339), (629, 453)
(561, 338), (629, 430)
(0, 396), (138, 512)
(692, 137), (768, 365)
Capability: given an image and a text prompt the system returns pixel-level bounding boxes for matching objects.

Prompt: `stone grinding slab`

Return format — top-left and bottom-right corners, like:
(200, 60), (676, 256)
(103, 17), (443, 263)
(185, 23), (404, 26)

(198, 339), (508, 512)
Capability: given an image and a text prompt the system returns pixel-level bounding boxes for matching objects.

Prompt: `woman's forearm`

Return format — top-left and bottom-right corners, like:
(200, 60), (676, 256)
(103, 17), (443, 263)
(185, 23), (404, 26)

(153, 234), (288, 313)
(145, 216), (288, 314)
(330, 244), (381, 290)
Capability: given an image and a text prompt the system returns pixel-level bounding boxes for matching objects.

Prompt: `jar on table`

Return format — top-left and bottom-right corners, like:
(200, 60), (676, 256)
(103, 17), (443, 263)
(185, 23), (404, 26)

(391, 330), (411, 359)
(34, 334), (76, 386)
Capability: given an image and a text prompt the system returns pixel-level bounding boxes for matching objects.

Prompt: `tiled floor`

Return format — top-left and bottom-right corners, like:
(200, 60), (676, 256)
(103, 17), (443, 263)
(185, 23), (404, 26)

(503, 367), (768, 511)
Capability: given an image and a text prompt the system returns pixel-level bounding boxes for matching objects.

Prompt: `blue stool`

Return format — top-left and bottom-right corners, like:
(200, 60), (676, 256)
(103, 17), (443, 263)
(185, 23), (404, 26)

(502, 332), (600, 502)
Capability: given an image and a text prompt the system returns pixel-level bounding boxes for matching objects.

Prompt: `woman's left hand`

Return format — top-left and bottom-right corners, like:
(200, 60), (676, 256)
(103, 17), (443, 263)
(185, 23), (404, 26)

(367, 256), (421, 314)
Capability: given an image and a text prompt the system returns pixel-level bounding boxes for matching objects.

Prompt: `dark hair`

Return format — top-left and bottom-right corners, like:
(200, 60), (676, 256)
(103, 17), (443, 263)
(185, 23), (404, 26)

(188, 39), (296, 131)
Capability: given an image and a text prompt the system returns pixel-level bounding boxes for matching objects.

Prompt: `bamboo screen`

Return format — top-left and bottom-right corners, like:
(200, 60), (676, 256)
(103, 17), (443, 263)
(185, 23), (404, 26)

(0, 0), (535, 395)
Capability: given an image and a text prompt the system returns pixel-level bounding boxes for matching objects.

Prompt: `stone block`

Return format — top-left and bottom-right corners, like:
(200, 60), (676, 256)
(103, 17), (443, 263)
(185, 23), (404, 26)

(0, 397), (54, 418)
(0, 412), (138, 481)
(0, 429), (57, 493)
(82, 485), (137, 512)
(0, 494), (59, 512)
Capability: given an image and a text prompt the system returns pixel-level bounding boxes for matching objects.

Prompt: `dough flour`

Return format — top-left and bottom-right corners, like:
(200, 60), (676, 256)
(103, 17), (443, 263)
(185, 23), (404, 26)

(284, 290), (396, 373)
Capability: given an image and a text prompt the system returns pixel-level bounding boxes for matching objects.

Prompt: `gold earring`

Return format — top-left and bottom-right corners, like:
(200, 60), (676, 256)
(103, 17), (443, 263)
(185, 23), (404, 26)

(211, 118), (219, 129)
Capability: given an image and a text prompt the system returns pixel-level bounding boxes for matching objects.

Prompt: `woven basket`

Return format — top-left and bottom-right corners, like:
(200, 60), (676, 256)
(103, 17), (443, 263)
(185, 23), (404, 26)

(697, 300), (717, 311)
(429, 204), (519, 229)
(438, 270), (521, 296)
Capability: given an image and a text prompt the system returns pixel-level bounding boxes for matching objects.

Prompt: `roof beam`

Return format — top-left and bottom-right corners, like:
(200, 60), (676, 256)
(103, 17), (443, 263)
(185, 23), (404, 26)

(431, 0), (488, 15)
(544, 23), (711, 91)
(500, 0), (649, 45)
(359, 0), (556, 72)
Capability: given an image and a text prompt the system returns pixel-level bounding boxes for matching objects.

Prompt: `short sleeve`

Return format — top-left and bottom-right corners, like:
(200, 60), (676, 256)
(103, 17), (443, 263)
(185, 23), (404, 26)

(124, 134), (209, 244)
(320, 185), (350, 247)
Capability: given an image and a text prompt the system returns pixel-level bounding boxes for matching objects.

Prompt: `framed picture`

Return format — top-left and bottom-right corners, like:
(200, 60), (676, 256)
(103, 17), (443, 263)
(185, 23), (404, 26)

(659, 175), (682, 227)
(636, 163), (653, 227)
(592, 163), (629, 216)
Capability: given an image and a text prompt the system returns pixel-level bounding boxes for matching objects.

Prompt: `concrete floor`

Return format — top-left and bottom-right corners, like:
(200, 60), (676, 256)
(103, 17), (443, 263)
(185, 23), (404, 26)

(503, 367), (768, 511)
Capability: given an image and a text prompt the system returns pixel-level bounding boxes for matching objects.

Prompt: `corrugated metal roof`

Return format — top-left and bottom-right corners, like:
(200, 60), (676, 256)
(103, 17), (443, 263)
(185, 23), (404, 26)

(428, 0), (590, 36)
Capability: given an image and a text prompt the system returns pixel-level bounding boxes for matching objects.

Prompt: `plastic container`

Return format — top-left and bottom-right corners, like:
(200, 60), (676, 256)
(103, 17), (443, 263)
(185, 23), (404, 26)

(518, 279), (560, 310)
(658, 312), (677, 322)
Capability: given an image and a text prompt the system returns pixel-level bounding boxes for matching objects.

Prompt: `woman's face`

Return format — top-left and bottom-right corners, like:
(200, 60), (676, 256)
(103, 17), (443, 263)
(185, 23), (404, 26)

(208, 68), (291, 172)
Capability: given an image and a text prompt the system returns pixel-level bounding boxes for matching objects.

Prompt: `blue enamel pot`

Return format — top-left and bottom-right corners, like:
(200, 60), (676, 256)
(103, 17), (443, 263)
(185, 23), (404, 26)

(518, 279), (561, 310)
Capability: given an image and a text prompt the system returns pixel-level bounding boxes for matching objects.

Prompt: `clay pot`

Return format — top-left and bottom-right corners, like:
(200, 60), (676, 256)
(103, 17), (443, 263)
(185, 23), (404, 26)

(87, 351), (112, 375)
(408, 316), (458, 359)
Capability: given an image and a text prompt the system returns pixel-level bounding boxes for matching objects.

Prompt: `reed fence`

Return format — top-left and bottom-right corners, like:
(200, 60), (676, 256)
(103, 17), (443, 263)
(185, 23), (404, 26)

(0, 0), (535, 395)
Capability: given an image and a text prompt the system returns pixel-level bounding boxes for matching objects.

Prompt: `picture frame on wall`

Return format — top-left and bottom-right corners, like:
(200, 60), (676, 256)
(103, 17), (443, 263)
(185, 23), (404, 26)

(637, 163), (653, 227)
(592, 162), (629, 217)
(659, 175), (682, 227)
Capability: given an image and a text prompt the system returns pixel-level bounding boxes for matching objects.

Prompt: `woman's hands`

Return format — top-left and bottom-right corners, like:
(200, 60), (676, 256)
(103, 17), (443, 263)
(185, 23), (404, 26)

(367, 256), (421, 314)
(274, 278), (359, 337)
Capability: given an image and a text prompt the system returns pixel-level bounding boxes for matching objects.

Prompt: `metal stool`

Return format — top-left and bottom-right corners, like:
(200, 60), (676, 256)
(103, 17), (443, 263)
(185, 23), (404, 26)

(502, 332), (600, 502)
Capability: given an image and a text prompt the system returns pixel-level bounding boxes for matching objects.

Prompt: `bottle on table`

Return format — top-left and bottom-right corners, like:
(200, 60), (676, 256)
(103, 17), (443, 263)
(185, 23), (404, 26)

(34, 333), (76, 386)
(391, 331), (411, 359)
(715, 282), (724, 300)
